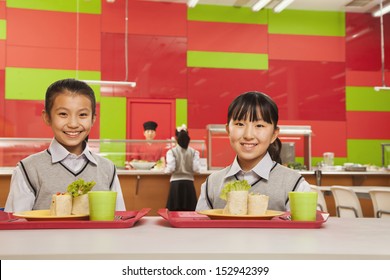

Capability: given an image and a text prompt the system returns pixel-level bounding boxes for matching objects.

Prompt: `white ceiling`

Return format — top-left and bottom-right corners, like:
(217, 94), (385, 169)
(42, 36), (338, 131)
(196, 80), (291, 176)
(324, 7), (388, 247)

(143, 0), (388, 13)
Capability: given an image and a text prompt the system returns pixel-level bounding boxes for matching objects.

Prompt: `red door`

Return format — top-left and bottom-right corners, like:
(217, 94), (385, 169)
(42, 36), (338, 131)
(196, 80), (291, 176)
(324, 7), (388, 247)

(127, 99), (175, 140)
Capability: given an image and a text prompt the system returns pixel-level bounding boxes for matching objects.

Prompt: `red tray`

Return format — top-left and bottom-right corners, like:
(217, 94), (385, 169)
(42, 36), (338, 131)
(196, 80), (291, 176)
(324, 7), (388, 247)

(157, 209), (329, 229)
(0, 208), (151, 230)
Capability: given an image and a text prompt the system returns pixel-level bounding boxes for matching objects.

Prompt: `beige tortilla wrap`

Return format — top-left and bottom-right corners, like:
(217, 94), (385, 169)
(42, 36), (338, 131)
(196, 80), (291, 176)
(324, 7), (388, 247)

(248, 193), (269, 215)
(223, 190), (248, 215)
(72, 193), (89, 215)
(50, 194), (72, 216)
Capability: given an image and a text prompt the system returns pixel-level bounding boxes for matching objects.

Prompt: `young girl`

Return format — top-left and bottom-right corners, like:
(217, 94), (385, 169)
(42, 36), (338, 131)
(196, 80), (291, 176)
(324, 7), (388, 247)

(4, 78), (126, 212)
(196, 91), (310, 212)
(165, 126), (200, 211)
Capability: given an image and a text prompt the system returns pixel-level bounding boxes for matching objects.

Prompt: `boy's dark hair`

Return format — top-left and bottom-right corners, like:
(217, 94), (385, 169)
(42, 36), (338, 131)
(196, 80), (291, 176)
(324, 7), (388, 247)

(45, 78), (96, 118)
(227, 91), (282, 164)
(176, 130), (190, 149)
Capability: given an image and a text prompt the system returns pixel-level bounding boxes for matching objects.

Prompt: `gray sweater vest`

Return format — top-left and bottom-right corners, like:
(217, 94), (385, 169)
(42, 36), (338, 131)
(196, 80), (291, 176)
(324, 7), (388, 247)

(170, 146), (196, 181)
(205, 163), (303, 211)
(19, 150), (116, 210)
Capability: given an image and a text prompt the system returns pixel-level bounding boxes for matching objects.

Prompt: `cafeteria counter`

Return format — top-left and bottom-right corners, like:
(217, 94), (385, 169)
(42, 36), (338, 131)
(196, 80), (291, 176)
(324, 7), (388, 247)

(1, 168), (389, 216)
(1, 216), (390, 260)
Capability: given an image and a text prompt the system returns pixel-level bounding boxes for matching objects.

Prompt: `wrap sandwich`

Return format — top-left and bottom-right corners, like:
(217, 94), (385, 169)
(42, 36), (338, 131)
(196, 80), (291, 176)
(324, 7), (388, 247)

(67, 179), (96, 215)
(220, 180), (251, 215)
(220, 180), (269, 215)
(50, 192), (72, 216)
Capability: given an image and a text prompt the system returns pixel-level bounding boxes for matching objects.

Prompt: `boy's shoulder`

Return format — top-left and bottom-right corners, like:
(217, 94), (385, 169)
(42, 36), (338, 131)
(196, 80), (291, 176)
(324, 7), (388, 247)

(20, 150), (50, 163)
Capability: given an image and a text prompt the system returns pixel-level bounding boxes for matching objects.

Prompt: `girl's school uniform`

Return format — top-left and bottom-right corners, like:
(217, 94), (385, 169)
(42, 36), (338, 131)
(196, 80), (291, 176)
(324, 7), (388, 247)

(4, 138), (126, 212)
(165, 145), (200, 211)
(195, 153), (311, 212)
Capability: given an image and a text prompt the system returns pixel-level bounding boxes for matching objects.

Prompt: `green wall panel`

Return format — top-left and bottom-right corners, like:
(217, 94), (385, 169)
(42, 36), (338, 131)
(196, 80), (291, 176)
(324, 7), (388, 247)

(188, 5), (267, 24)
(5, 67), (101, 101)
(7, 0), (101, 14)
(268, 10), (345, 36)
(99, 97), (127, 167)
(347, 139), (389, 166)
(346, 86), (390, 112)
(100, 97), (126, 140)
(176, 99), (187, 127)
(188, 51), (268, 70)
(0, 20), (6, 40)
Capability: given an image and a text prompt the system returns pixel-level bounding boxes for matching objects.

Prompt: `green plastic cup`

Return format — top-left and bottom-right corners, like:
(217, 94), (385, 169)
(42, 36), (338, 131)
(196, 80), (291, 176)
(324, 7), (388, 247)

(289, 191), (318, 221)
(88, 191), (117, 221)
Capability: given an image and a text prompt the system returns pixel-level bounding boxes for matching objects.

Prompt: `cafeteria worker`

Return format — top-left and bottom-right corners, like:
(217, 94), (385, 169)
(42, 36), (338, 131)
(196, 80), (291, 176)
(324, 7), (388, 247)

(133, 121), (163, 162)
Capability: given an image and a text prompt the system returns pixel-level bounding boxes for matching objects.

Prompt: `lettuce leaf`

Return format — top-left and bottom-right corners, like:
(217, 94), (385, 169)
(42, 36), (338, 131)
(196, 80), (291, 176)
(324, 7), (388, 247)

(66, 179), (96, 197)
(219, 180), (251, 200)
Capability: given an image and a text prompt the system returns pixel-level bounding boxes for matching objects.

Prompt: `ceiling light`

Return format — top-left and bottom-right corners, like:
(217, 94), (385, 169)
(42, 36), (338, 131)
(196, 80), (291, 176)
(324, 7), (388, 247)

(372, 3), (390, 17)
(82, 80), (136, 87)
(252, 0), (272, 12)
(374, 86), (390, 91)
(274, 0), (295, 13)
(187, 0), (199, 8)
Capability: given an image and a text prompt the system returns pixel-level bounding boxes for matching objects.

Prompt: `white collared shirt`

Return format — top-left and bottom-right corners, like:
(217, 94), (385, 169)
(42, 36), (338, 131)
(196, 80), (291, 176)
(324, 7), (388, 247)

(196, 153), (310, 211)
(5, 138), (126, 212)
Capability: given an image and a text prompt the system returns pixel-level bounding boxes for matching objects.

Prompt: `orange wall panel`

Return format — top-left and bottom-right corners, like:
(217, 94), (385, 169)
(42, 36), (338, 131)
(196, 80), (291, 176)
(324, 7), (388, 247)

(269, 34), (345, 62)
(188, 21), (268, 53)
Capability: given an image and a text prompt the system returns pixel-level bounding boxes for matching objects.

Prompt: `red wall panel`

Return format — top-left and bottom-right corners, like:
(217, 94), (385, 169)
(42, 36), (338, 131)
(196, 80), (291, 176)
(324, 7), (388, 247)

(7, 8), (100, 50)
(0, 40), (5, 69)
(267, 60), (346, 121)
(346, 70), (390, 86)
(187, 67), (269, 129)
(188, 21), (268, 53)
(7, 46), (100, 70)
(280, 120), (347, 157)
(101, 33), (187, 99)
(3, 100), (100, 138)
(346, 13), (390, 71)
(102, 0), (186, 36)
(0, 69), (4, 136)
(0, 1), (5, 18)
(269, 34), (345, 62)
(346, 111), (390, 139)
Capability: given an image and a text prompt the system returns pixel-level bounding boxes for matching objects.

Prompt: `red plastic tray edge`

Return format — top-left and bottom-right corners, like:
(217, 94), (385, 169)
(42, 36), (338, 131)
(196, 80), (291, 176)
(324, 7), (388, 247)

(157, 208), (328, 229)
(0, 208), (151, 230)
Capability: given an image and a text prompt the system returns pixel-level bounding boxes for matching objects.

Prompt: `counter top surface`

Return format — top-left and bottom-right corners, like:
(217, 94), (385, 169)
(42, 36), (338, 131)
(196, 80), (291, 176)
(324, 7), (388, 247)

(0, 167), (389, 176)
(1, 217), (389, 260)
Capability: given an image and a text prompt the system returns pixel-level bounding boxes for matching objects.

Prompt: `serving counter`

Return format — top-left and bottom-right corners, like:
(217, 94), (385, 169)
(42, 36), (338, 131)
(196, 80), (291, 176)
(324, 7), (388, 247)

(1, 216), (390, 260)
(1, 168), (390, 216)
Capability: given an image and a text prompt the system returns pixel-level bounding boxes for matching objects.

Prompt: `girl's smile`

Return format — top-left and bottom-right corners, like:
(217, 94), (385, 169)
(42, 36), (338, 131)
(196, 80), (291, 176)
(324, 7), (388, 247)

(227, 118), (279, 171)
(42, 92), (95, 155)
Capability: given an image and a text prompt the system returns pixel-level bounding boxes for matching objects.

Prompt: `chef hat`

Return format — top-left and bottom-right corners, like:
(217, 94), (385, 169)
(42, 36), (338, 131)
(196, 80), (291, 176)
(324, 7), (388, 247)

(143, 121), (158, 131)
